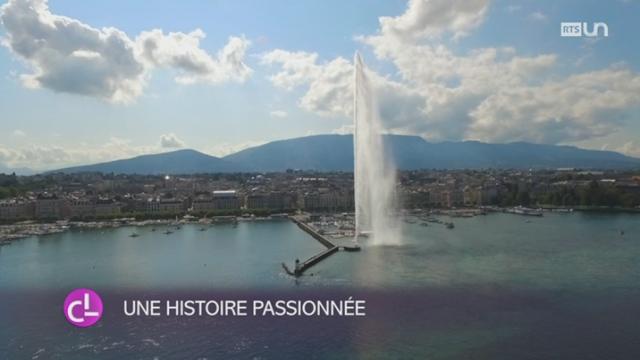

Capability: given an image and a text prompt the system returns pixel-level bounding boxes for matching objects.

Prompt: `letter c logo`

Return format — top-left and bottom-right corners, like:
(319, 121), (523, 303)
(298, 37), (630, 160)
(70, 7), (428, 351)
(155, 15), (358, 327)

(63, 289), (103, 327)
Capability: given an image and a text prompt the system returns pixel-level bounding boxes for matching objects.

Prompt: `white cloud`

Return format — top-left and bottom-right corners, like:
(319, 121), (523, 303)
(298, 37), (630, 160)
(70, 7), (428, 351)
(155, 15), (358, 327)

(0, 135), (263, 171)
(298, 57), (353, 117)
(0, 0), (252, 103)
(529, 11), (547, 21)
(262, 50), (353, 117)
(261, 50), (321, 90)
(269, 110), (288, 118)
(506, 5), (521, 13)
(207, 140), (266, 157)
(261, 0), (640, 147)
(159, 133), (185, 148)
(12, 129), (26, 137)
(331, 124), (354, 135)
(617, 141), (640, 158)
(0, 137), (156, 170)
(367, 36), (640, 143)
(0, 0), (145, 103)
(0, 136), (269, 170)
(378, 0), (490, 41)
(261, 49), (425, 129)
(468, 67), (640, 143)
(0, 134), (266, 172)
(136, 30), (252, 84)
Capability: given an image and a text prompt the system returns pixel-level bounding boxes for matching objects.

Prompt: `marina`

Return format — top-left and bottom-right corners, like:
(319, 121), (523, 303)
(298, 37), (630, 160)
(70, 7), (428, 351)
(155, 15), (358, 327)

(285, 216), (360, 276)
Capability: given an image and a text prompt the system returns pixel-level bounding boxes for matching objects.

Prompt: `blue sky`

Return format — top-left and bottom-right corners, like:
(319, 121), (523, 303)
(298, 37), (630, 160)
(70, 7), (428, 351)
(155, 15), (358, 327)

(0, 0), (639, 171)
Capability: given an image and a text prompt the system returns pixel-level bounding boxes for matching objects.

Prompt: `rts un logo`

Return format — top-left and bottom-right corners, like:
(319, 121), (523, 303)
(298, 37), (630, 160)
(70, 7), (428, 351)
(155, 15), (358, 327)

(561, 22), (608, 37)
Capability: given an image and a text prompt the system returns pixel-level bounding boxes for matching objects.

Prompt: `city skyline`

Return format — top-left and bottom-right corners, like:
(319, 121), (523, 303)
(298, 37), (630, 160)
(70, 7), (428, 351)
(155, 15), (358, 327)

(1, 0), (640, 172)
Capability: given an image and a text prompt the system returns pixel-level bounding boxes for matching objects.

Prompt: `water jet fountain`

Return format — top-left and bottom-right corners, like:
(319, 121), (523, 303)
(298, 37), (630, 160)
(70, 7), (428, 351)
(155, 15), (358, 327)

(353, 52), (402, 245)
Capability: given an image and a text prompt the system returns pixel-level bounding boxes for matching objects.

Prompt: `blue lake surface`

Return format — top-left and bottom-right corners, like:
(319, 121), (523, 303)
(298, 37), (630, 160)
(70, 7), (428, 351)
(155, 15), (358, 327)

(1, 213), (639, 359)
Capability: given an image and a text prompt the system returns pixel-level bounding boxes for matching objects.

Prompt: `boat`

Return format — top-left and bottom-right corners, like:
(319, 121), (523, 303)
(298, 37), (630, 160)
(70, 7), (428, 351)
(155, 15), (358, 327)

(129, 233), (139, 237)
(198, 227), (206, 232)
(342, 244), (361, 252)
(164, 230), (173, 235)
(509, 206), (543, 217)
(445, 222), (455, 229)
(420, 222), (429, 227)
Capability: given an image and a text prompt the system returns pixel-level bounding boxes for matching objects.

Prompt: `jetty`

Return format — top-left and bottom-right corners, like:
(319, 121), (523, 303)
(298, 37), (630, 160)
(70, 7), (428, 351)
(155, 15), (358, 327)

(284, 216), (360, 276)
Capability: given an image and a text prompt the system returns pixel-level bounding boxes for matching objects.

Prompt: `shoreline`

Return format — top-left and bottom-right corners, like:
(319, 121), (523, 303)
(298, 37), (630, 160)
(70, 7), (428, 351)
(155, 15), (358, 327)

(0, 215), (288, 245)
(1, 206), (638, 245)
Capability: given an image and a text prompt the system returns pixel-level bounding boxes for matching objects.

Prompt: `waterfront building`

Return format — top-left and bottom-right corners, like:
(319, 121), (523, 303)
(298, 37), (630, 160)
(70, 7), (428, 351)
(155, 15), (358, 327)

(192, 190), (242, 212)
(212, 190), (242, 209)
(0, 200), (34, 220)
(68, 198), (95, 219)
(142, 197), (186, 214)
(302, 191), (353, 212)
(94, 198), (121, 217)
(463, 186), (482, 206)
(35, 194), (67, 219)
(246, 192), (296, 211)
(400, 190), (430, 209)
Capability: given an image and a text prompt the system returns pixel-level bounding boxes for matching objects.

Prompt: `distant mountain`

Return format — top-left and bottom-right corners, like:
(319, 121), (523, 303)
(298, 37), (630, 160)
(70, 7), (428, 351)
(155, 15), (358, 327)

(225, 134), (640, 171)
(0, 163), (35, 176)
(54, 149), (238, 174)
(224, 135), (355, 171)
(51, 135), (640, 174)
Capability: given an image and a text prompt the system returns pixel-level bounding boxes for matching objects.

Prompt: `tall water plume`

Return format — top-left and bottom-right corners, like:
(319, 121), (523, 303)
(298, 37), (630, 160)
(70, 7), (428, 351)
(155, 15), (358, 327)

(353, 52), (401, 245)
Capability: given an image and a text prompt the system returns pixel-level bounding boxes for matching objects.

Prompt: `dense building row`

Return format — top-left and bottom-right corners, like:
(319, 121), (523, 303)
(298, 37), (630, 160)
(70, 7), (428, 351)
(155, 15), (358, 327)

(0, 189), (354, 221)
(0, 194), (122, 220)
(1, 169), (639, 221)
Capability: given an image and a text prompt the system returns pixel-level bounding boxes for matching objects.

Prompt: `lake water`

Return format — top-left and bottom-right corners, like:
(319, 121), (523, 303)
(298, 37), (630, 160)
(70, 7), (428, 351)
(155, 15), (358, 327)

(1, 214), (639, 359)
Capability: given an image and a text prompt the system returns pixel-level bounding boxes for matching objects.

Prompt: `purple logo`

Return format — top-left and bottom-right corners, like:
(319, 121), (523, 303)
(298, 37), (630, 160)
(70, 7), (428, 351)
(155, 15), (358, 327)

(63, 288), (103, 327)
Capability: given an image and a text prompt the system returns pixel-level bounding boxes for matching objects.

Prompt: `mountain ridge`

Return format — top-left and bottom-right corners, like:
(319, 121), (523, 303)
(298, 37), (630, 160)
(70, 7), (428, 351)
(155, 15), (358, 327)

(46, 134), (640, 174)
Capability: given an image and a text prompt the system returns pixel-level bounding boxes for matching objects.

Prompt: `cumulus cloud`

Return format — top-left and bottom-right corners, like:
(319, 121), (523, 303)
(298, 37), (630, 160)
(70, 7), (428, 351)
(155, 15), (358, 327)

(529, 11), (548, 21)
(262, 0), (640, 147)
(261, 49), (425, 129)
(0, 0), (145, 103)
(261, 45), (561, 141)
(262, 50), (353, 116)
(469, 67), (640, 143)
(369, 37), (639, 143)
(269, 110), (288, 118)
(0, 144), (73, 168)
(1, 136), (270, 171)
(136, 30), (252, 84)
(12, 129), (26, 137)
(207, 140), (266, 157)
(159, 133), (185, 148)
(506, 5), (521, 13)
(378, 0), (490, 41)
(617, 141), (640, 158)
(0, 137), (156, 170)
(331, 124), (354, 135)
(0, 0), (252, 103)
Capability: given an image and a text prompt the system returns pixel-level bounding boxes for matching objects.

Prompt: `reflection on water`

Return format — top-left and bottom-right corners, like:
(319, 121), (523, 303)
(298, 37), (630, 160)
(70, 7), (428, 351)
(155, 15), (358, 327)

(0, 220), (324, 290)
(311, 212), (640, 290)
